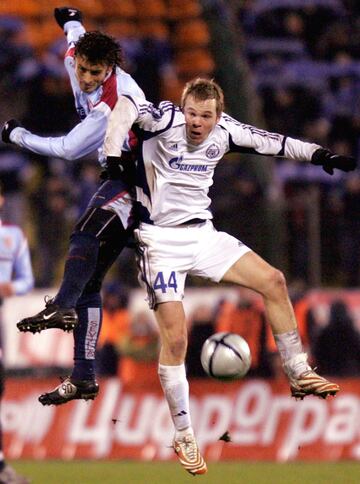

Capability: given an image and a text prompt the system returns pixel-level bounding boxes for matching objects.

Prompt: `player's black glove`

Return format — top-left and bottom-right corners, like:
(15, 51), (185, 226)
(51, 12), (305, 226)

(1, 119), (21, 144)
(311, 148), (357, 175)
(105, 154), (136, 185)
(54, 7), (83, 29)
(105, 156), (124, 179)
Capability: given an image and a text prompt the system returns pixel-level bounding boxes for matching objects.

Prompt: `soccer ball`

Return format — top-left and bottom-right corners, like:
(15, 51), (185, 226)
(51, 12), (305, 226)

(200, 332), (251, 381)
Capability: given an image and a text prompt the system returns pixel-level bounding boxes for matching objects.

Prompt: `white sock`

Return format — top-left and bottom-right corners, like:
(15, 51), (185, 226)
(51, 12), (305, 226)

(274, 329), (305, 362)
(284, 352), (311, 377)
(158, 364), (192, 434)
(274, 329), (311, 377)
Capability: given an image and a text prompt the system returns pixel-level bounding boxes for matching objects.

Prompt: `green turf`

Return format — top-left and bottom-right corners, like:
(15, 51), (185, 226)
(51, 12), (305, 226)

(11, 460), (360, 484)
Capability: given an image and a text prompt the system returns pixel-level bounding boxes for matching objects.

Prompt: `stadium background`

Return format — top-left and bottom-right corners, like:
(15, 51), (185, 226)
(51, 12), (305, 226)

(0, 0), (359, 482)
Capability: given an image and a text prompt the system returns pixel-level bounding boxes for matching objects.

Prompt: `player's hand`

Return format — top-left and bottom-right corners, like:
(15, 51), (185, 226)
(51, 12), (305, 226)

(1, 119), (21, 144)
(105, 156), (123, 179)
(54, 7), (83, 29)
(311, 148), (357, 175)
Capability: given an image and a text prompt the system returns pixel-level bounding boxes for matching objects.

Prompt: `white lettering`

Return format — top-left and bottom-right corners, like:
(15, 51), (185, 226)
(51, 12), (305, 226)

(279, 399), (327, 461)
(232, 382), (270, 444)
(325, 396), (360, 444)
(261, 396), (293, 445)
(67, 380), (121, 457)
(2, 394), (55, 458)
(115, 395), (158, 445)
(196, 396), (233, 449)
(150, 400), (175, 459)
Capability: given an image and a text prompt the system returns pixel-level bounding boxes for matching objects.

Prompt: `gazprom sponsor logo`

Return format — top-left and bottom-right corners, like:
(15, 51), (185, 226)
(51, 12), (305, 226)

(168, 155), (208, 172)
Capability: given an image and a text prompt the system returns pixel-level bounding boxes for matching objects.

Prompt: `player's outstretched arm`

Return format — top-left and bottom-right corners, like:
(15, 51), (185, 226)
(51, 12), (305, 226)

(54, 6), (82, 30)
(311, 148), (357, 175)
(2, 111), (106, 160)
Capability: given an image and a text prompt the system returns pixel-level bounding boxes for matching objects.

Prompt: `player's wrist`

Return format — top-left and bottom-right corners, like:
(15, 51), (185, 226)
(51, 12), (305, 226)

(66, 24), (86, 44)
(63, 20), (82, 34)
(311, 148), (330, 165)
(63, 19), (83, 34)
(9, 126), (23, 144)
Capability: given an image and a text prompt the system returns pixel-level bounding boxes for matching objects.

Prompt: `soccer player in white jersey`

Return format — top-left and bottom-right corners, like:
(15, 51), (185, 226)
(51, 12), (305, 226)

(2, 7), (144, 406)
(103, 78), (356, 475)
(0, 184), (34, 483)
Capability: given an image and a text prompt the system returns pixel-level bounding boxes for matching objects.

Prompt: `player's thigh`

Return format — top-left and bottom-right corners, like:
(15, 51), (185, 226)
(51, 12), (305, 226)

(78, 179), (135, 235)
(74, 206), (121, 239)
(83, 234), (128, 294)
(221, 251), (280, 294)
(192, 223), (251, 282)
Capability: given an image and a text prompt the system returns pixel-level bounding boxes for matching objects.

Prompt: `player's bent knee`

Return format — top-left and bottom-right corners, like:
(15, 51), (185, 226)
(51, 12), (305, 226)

(167, 337), (187, 360)
(264, 267), (287, 297)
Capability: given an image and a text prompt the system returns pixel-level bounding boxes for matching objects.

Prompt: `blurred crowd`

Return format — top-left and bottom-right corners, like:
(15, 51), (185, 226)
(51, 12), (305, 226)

(231, 0), (360, 286)
(0, 0), (359, 289)
(0, 9), (359, 265)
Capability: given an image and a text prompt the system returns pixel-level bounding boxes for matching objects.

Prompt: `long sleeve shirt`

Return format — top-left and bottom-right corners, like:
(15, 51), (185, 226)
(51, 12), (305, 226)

(10, 21), (144, 165)
(104, 95), (321, 226)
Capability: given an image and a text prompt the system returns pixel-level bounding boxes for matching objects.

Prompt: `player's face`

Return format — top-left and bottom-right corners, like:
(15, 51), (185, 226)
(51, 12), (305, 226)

(75, 55), (112, 93)
(183, 95), (220, 145)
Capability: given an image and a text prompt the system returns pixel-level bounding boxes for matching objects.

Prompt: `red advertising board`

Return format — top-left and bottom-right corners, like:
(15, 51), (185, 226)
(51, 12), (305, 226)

(3, 377), (360, 462)
(3, 289), (360, 369)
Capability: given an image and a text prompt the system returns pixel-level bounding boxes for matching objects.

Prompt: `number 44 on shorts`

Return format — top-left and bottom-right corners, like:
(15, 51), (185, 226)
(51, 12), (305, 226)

(153, 271), (178, 293)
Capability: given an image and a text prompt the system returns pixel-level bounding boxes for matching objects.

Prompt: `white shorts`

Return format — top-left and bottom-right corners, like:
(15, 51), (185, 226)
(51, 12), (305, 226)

(134, 220), (251, 308)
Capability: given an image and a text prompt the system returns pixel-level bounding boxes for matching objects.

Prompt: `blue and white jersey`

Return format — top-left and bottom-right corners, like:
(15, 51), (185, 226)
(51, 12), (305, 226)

(0, 219), (34, 295)
(105, 96), (321, 227)
(10, 21), (144, 164)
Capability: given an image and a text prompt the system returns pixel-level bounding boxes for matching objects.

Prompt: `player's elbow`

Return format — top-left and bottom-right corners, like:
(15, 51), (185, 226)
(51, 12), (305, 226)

(61, 145), (84, 161)
(62, 147), (80, 161)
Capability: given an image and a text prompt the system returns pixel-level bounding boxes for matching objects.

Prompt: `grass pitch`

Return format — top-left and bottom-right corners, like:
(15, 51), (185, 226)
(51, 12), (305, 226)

(11, 460), (360, 483)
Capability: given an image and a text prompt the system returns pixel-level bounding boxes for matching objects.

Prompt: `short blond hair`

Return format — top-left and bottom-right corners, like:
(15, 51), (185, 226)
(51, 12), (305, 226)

(181, 78), (224, 116)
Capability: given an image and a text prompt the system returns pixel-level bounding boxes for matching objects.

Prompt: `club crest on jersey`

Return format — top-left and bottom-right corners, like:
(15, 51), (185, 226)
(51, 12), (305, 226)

(206, 143), (220, 159)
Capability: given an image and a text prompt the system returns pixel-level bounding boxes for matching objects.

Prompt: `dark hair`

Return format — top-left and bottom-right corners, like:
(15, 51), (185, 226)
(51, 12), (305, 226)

(74, 31), (125, 69)
(181, 78), (225, 116)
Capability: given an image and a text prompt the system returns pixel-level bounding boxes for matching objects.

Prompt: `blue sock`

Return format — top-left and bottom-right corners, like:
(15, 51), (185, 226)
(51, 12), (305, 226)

(71, 292), (102, 381)
(54, 232), (99, 308)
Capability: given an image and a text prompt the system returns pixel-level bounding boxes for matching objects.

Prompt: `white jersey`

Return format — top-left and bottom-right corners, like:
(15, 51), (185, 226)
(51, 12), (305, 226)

(106, 95), (321, 226)
(10, 22), (144, 164)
